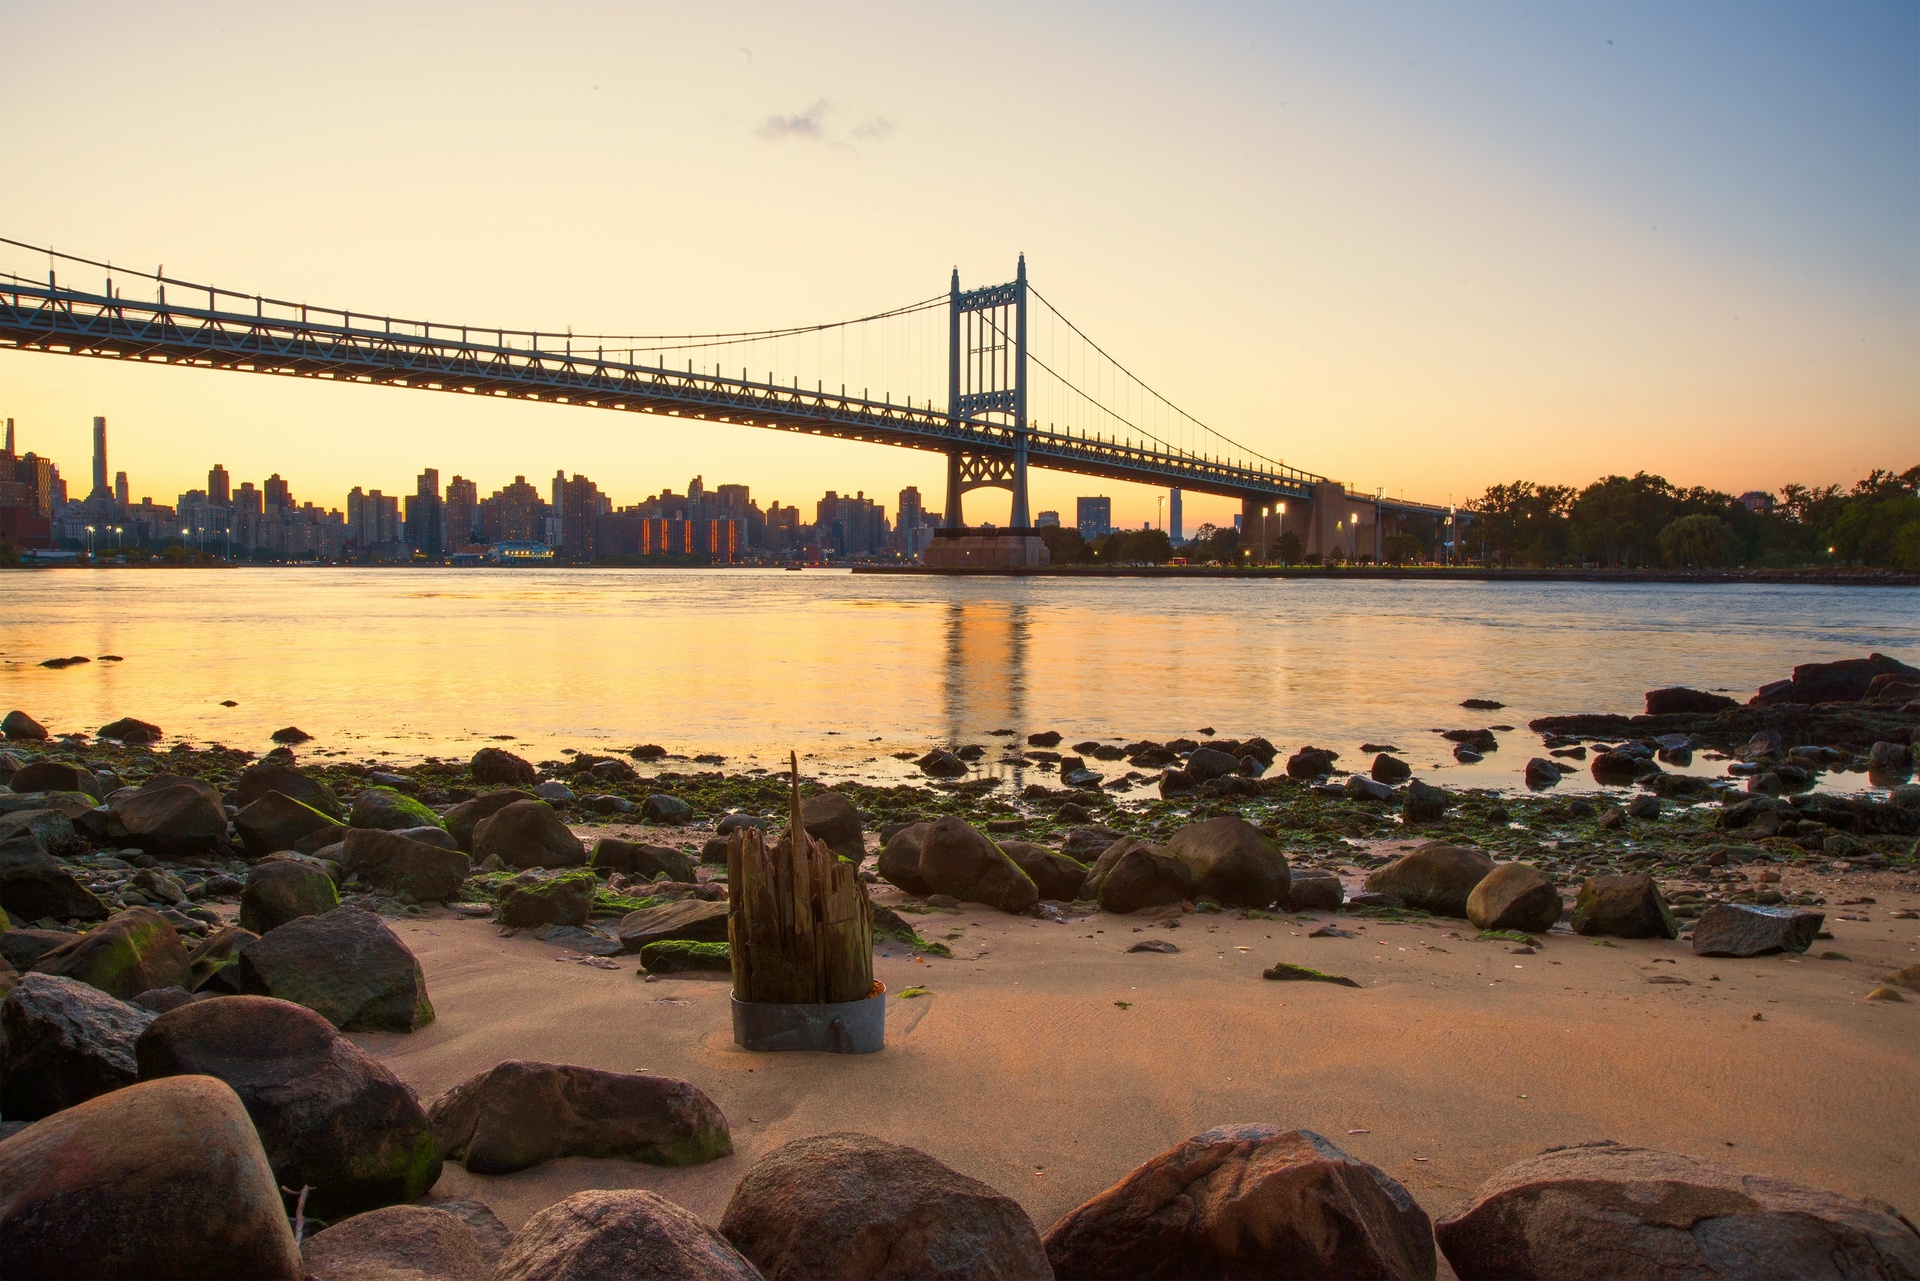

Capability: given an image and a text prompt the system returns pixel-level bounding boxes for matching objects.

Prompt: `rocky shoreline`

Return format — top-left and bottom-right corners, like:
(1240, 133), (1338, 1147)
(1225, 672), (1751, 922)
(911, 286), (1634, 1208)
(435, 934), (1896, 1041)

(0, 651), (1916, 1277)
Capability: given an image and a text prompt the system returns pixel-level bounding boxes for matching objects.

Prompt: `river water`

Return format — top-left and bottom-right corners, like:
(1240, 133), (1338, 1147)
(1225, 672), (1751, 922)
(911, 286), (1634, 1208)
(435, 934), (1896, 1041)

(2, 568), (1914, 794)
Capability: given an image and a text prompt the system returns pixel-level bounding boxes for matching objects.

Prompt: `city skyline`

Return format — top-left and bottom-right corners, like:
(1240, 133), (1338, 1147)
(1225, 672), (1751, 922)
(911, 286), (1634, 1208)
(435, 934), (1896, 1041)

(0, 2), (1911, 529)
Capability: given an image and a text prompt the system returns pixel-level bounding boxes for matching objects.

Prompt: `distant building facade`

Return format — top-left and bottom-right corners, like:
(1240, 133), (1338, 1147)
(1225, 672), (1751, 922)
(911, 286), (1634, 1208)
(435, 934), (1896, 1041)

(1076, 496), (1113, 541)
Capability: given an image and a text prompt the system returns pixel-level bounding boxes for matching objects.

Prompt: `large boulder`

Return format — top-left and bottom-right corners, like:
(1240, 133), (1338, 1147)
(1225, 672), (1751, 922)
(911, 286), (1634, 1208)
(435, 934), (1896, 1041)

(340, 827), (470, 902)
(590, 836), (695, 882)
(1286, 747), (1339, 778)
(0, 972), (155, 1119)
(188, 924), (257, 994)
(1751, 652), (1920, 706)
(1062, 825), (1126, 863)
(472, 799), (584, 869)
(1286, 871), (1347, 912)
(642, 793), (694, 824)
(233, 768), (341, 818)
(1166, 816), (1290, 909)
(0, 806), (83, 857)
(0, 927), (78, 972)
(1645, 687), (1737, 715)
(918, 817), (1039, 913)
(1402, 779), (1452, 823)
(1465, 863), (1562, 933)
(429, 1060), (731, 1175)
(29, 907), (192, 999)
(618, 898), (731, 952)
(1571, 874), (1677, 939)
(801, 791), (865, 862)
(499, 869), (596, 929)
(442, 789), (529, 852)
(1044, 1124), (1434, 1281)
(470, 746), (538, 787)
(98, 716), (161, 743)
(234, 761), (341, 818)
(1371, 754), (1413, 784)
(235, 790), (343, 857)
(9, 760), (102, 799)
(1434, 1140), (1920, 1281)
(239, 906), (435, 1032)
(1089, 838), (1194, 914)
(0, 835), (109, 922)
(1691, 904), (1824, 957)
(877, 822), (933, 896)
(301, 1205), (490, 1281)
(1185, 746), (1242, 783)
(1001, 840), (1089, 901)
(496, 1189), (761, 1281)
(2, 709), (49, 740)
(349, 786), (443, 832)
(111, 778), (229, 857)
(135, 995), (440, 1220)
(1367, 843), (1494, 918)
(239, 858), (340, 934)
(0, 1075), (304, 1279)
(720, 1131), (1049, 1281)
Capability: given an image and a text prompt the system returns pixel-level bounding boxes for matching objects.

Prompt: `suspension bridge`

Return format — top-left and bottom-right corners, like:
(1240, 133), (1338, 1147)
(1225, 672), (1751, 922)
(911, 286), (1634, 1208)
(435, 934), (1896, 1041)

(0, 237), (1447, 560)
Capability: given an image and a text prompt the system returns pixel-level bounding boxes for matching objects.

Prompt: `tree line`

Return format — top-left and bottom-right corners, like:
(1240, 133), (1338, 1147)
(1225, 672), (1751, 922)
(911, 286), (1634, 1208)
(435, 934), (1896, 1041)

(1462, 466), (1919, 569)
(1031, 463), (1918, 570)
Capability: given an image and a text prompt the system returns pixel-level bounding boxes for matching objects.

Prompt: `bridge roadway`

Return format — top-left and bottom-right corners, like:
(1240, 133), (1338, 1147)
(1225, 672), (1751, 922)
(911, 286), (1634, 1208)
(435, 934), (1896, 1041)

(0, 276), (1448, 521)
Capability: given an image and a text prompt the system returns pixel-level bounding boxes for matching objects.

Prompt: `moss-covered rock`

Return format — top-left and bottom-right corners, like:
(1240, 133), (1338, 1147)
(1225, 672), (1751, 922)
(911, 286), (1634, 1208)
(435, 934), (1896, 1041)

(640, 940), (731, 973)
(350, 787), (443, 832)
(239, 859), (341, 934)
(28, 907), (192, 1000)
(498, 869), (595, 929)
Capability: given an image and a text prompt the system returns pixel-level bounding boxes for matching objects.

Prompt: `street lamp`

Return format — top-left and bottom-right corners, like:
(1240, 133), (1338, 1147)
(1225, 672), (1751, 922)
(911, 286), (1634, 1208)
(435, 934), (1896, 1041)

(1259, 505), (1269, 565)
(85, 525), (95, 556)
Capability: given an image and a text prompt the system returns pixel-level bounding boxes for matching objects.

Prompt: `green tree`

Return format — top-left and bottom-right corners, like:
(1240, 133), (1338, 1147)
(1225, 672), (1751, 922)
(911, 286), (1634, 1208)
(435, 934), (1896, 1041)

(1382, 533), (1423, 565)
(1038, 525), (1091, 564)
(1657, 513), (1733, 566)
(1274, 530), (1303, 565)
(1570, 473), (1677, 567)
(1466, 481), (1575, 565)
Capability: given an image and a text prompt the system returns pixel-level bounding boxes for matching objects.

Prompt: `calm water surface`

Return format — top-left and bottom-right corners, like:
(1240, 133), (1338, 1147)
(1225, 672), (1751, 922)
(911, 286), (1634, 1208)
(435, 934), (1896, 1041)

(2, 568), (1915, 794)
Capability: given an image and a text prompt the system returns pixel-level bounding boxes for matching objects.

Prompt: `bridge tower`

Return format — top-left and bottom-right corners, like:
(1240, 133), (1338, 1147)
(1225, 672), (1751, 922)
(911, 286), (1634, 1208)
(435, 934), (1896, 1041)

(942, 257), (1031, 532)
(926, 257), (1046, 567)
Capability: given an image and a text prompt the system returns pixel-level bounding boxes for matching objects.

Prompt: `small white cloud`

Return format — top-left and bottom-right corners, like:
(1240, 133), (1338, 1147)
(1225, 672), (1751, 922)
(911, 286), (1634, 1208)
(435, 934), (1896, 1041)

(852, 116), (894, 142)
(757, 99), (830, 140)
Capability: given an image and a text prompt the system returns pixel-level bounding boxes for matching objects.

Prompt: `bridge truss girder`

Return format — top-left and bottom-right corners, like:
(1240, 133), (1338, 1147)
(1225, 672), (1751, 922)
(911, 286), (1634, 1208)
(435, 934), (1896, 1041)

(0, 279), (1443, 516)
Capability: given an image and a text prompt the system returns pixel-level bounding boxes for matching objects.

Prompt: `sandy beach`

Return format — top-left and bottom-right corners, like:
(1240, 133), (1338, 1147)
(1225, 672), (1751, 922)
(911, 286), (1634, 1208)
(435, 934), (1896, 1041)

(360, 847), (1920, 1240)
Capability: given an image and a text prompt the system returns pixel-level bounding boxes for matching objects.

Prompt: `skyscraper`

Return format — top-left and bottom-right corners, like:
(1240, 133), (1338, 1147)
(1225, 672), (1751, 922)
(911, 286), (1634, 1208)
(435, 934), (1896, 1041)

(405, 468), (445, 556)
(114, 471), (129, 508)
(444, 476), (479, 549)
(90, 416), (109, 501)
(1169, 488), (1183, 544)
(1075, 496), (1112, 541)
(208, 464), (231, 505)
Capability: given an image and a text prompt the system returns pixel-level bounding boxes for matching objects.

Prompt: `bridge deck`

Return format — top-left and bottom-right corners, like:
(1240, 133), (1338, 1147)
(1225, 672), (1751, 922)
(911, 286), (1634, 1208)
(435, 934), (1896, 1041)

(0, 280), (1445, 516)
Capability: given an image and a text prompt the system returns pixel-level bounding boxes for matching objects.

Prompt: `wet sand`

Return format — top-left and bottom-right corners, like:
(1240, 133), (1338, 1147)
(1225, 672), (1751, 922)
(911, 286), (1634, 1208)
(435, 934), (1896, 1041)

(355, 870), (1920, 1239)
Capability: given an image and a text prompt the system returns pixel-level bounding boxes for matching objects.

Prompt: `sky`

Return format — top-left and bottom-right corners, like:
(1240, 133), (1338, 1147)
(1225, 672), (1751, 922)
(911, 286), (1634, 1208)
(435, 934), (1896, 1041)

(1, 0), (1914, 532)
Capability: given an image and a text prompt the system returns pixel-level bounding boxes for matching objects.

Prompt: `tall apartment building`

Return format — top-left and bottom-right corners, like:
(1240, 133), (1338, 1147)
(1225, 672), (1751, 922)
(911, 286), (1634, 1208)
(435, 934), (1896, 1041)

(404, 468), (445, 557)
(480, 476), (546, 544)
(443, 476), (479, 550)
(1075, 496), (1113, 541)
(815, 490), (889, 557)
(0, 419), (59, 547)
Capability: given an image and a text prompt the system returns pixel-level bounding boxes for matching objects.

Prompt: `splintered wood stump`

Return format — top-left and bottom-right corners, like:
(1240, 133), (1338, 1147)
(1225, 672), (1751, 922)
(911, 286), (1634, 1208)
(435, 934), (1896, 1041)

(728, 753), (875, 1005)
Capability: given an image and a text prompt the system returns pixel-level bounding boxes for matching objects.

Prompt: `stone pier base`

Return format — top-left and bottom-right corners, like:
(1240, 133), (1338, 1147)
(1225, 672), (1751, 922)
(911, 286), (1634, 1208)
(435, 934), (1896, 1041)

(922, 529), (1051, 569)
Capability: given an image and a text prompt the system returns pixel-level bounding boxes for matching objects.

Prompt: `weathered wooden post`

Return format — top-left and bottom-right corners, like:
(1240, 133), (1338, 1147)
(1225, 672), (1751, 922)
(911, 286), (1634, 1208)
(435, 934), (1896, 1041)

(727, 753), (884, 1053)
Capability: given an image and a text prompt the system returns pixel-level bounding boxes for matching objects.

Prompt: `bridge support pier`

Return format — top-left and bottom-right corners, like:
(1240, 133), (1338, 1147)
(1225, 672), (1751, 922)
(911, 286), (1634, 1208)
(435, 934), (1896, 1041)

(944, 452), (965, 530)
